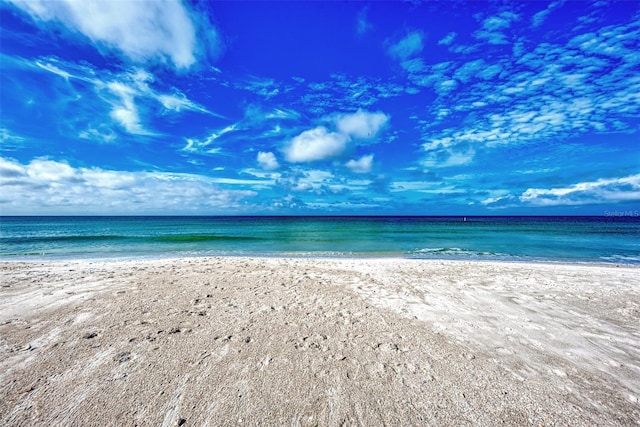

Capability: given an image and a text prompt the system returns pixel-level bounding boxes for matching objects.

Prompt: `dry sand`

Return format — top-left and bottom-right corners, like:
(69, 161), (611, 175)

(0, 257), (638, 426)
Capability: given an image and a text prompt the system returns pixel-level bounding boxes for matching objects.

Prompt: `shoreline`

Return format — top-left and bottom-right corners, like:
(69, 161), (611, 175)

(2, 257), (639, 425)
(2, 253), (639, 267)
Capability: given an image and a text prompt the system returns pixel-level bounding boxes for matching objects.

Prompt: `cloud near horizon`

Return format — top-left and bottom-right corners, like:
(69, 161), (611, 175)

(0, 157), (256, 215)
(519, 174), (640, 207)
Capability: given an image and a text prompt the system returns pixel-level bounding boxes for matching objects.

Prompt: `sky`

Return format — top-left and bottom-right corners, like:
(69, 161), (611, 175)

(1, 0), (639, 216)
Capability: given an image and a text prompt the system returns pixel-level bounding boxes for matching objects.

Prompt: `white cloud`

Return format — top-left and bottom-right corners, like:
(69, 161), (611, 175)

(453, 59), (486, 83)
(1, 128), (25, 145)
(78, 126), (117, 144)
(480, 191), (514, 206)
(520, 174), (640, 206)
(482, 12), (519, 31)
(157, 93), (207, 113)
(237, 76), (281, 99)
(30, 58), (211, 136)
(422, 136), (453, 151)
(264, 108), (301, 120)
(346, 154), (374, 174)
(24, 158), (76, 181)
(103, 82), (139, 134)
(477, 64), (503, 80)
(356, 7), (372, 35)
(0, 157), (256, 214)
(387, 31), (424, 60)
(438, 32), (457, 46)
(475, 11), (520, 45)
(390, 181), (453, 193)
(0, 158), (27, 180)
(335, 110), (389, 139)
(184, 124), (237, 152)
(283, 110), (390, 164)
(5, 0), (217, 70)
(110, 106), (144, 134)
(257, 151), (280, 170)
(298, 74), (396, 115)
(274, 168), (345, 194)
(413, 15), (640, 161)
(531, 0), (564, 28)
(420, 149), (475, 168)
(102, 75), (156, 135)
(100, 70), (211, 134)
(35, 60), (72, 79)
(284, 127), (348, 163)
(208, 176), (274, 186)
(400, 58), (427, 74)
(437, 79), (458, 94)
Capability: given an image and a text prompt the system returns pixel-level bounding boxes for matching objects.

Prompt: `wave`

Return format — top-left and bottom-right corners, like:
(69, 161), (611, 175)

(1, 234), (267, 244)
(0, 235), (126, 244)
(599, 254), (640, 265)
(150, 235), (265, 243)
(409, 247), (511, 259)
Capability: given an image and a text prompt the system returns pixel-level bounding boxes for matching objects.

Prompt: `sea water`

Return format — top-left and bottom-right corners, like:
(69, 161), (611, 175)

(0, 216), (638, 264)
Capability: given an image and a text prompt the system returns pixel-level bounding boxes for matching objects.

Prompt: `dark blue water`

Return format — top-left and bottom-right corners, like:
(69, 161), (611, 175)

(1, 216), (639, 264)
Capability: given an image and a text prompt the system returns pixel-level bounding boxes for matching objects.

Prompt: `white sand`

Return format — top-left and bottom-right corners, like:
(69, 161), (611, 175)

(1, 258), (638, 426)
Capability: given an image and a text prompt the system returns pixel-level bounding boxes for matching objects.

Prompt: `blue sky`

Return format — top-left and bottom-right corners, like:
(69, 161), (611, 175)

(1, 0), (639, 215)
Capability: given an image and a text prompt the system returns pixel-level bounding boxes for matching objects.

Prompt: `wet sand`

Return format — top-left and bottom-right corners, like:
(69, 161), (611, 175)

(1, 258), (638, 426)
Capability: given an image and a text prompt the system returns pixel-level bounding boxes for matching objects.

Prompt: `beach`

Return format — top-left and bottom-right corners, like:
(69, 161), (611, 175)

(1, 257), (638, 426)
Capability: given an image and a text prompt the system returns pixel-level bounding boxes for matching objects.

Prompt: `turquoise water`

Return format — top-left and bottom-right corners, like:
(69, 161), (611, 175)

(1, 216), (639, 264)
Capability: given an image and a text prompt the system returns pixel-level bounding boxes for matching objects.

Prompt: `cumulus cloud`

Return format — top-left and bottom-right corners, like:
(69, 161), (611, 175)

(387, 31), (424, 60)
(5, 0), (219, 70)
(0, 157), (256, 214)
(346, 154), (374, 174)
(519, 174), (640, 206)
(0, 157), (28, 178)
(335, 110), (389, 139)
(257, 151), (280, 170)
(284, 127), (348, 163)
(283, 110), (390, 163)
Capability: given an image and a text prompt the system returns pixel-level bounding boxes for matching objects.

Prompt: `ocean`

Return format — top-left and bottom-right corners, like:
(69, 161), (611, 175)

(0, 216), (639, 264)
